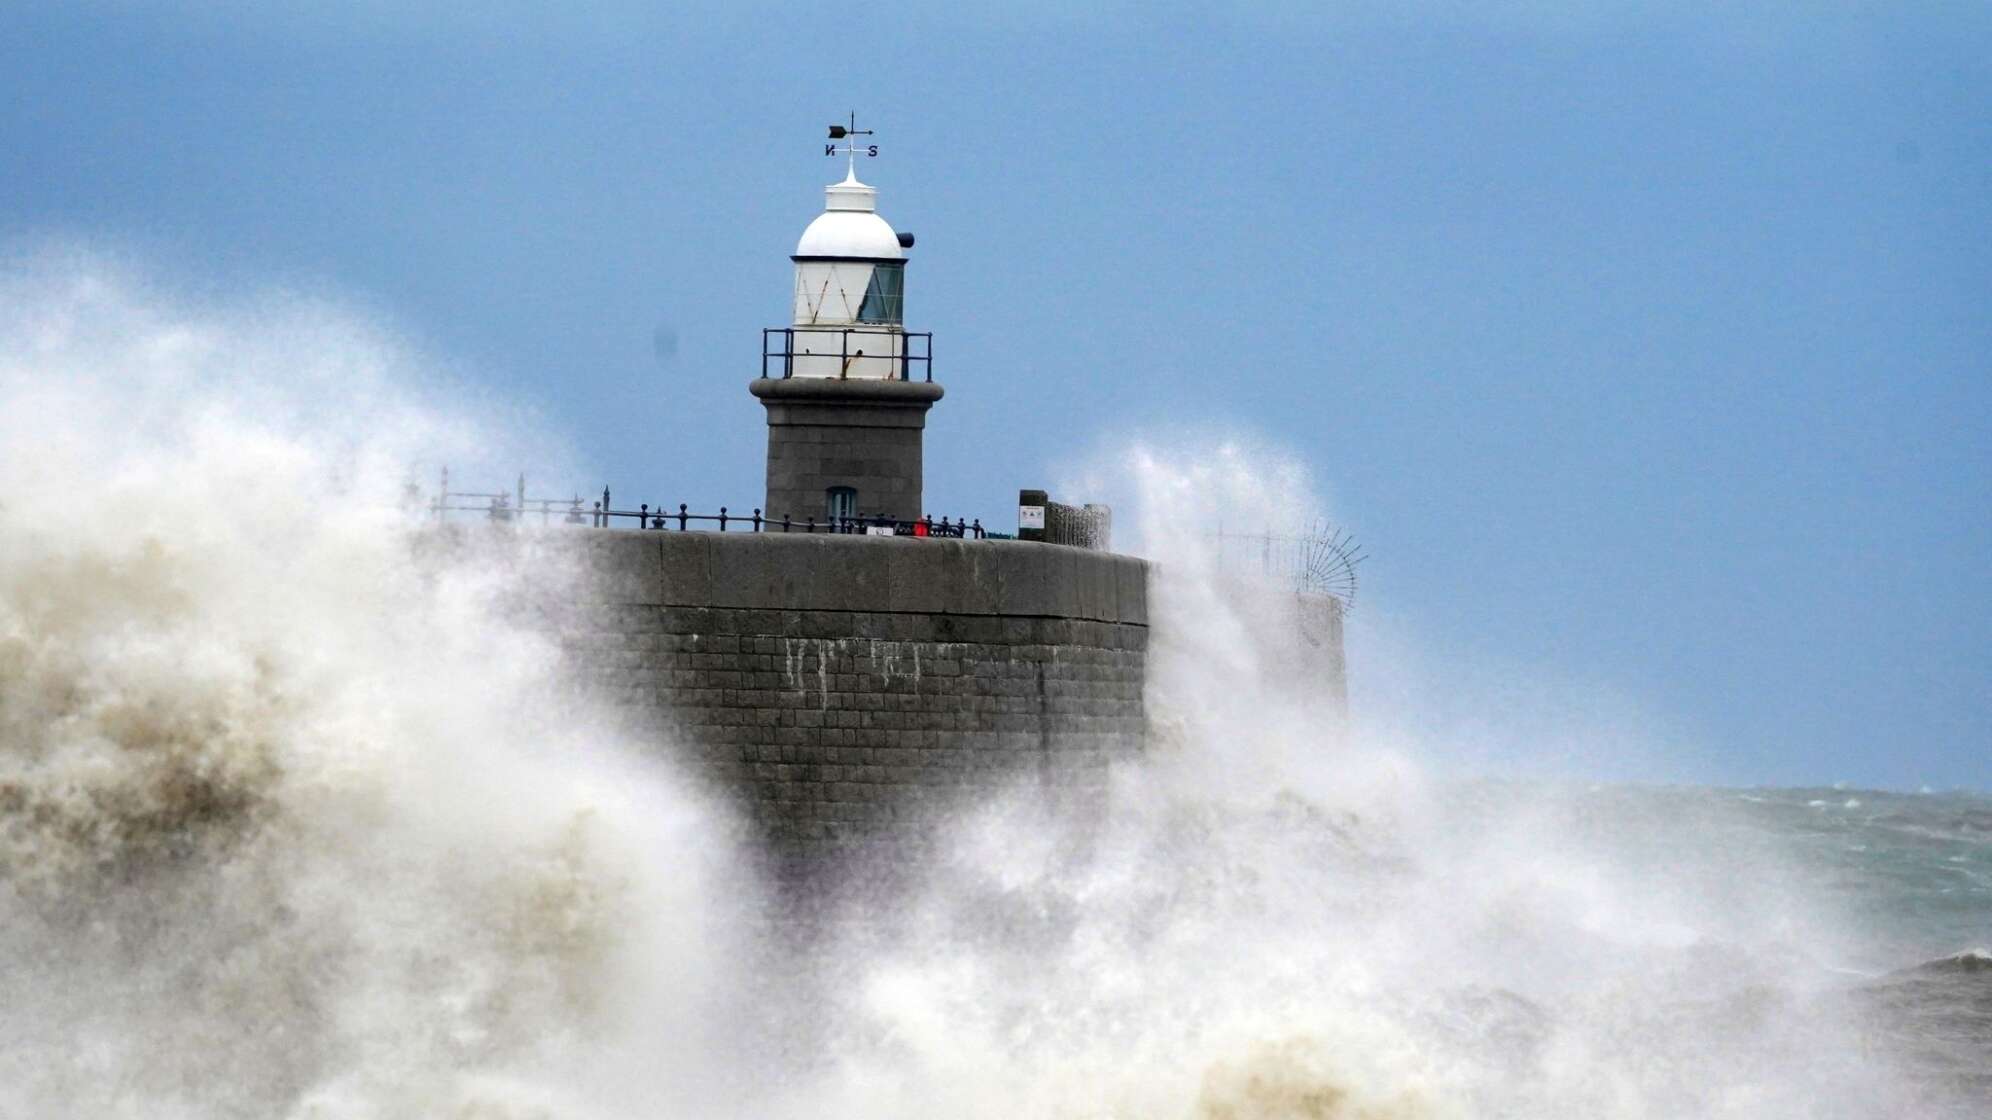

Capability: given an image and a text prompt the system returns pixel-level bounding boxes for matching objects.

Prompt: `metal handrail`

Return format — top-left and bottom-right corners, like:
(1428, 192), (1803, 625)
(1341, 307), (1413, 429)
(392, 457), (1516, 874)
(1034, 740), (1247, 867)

(423, 473), (985, 539)
(762, 326), (933, 382)
(590, 491), (981, 538)
(424, 467), (589, 524)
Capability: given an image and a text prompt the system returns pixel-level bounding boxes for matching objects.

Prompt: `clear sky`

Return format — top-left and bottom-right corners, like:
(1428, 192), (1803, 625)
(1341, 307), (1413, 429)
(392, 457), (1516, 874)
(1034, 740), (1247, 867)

(4, 3), (1986, 789)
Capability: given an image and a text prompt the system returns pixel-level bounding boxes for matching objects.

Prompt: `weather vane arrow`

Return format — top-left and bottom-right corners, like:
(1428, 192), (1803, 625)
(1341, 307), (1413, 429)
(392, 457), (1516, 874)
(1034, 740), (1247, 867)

(825, 112), (878, 176)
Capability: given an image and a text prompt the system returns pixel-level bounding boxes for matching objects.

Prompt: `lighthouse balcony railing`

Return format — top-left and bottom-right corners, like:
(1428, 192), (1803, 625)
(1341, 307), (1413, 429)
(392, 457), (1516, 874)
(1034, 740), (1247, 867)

(762, 326), (932, 382)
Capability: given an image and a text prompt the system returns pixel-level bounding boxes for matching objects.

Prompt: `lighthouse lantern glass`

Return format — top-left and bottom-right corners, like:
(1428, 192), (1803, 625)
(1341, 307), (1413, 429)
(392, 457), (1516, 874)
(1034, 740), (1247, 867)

(857, 263), (904, 324)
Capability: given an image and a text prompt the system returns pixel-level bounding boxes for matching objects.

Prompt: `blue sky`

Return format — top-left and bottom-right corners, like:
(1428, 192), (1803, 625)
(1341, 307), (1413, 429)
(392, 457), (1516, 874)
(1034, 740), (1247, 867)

(4, 3), (1986, 788)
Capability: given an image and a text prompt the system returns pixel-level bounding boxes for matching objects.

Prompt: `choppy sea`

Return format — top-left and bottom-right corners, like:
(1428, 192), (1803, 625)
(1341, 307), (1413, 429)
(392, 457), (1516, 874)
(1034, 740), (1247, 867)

(1700, 785), (1991, 1099)
(1429, 781), (1992, 1112)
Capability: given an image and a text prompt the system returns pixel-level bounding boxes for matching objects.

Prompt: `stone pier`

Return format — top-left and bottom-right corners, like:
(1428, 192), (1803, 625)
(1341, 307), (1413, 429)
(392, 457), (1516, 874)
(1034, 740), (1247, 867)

(559, 531), (1149, 887)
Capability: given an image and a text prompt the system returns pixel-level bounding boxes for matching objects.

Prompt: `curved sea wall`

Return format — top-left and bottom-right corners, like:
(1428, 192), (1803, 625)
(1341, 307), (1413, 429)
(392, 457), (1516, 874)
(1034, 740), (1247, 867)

(559, 531), (1149, 886)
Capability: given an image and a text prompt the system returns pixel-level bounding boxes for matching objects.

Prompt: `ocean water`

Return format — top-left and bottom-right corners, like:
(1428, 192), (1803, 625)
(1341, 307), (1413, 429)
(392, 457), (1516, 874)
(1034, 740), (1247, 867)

(1437, 782), (1992, 1101)
(1, 258), (1986, 1119)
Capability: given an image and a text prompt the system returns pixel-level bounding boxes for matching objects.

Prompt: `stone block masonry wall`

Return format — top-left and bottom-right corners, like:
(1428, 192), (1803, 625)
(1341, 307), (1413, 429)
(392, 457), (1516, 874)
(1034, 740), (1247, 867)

(750, 377), (943, 524)
(557, 531), (1148, 887)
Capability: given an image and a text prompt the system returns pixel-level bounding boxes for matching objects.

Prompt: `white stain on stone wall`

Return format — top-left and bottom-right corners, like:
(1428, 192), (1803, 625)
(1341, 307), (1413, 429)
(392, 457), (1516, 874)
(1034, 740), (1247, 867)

(866, 639), (922, 685)
(784, 637), (851, 709)
(782, 638), (805, 692)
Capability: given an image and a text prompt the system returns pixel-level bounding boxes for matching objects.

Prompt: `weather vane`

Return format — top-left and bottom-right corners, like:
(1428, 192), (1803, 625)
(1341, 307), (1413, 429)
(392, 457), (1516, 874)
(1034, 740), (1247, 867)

(825, 112), (878, 177)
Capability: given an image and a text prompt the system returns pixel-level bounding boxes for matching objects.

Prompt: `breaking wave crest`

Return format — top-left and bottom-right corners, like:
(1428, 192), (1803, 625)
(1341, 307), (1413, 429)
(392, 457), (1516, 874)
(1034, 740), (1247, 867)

(0, 254), (742, 1119)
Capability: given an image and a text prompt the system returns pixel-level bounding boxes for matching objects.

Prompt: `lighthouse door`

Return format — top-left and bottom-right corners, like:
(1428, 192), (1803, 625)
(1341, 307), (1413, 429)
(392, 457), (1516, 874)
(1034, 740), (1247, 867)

(827, 486), (858, 523)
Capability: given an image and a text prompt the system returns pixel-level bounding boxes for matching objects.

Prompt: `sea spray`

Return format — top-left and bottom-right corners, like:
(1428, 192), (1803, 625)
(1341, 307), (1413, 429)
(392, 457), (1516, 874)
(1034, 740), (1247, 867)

(788, 442), (1942, 1119)
(1, 254), (1980, 1118)
(0, 255), (748, 1119)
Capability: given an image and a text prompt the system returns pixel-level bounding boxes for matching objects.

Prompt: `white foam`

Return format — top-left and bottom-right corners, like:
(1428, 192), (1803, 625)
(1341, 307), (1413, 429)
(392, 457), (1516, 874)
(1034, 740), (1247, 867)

(0, 255), (750, 1119)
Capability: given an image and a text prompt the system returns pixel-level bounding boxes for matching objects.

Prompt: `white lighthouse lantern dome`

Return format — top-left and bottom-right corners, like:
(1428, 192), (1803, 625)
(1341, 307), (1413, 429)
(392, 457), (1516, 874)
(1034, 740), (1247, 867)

(794, 171), (905, 260)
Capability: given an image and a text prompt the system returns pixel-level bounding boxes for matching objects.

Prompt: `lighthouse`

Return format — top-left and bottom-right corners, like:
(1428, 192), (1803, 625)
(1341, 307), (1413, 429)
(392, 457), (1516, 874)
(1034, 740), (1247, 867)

(751, 118), (943, 526)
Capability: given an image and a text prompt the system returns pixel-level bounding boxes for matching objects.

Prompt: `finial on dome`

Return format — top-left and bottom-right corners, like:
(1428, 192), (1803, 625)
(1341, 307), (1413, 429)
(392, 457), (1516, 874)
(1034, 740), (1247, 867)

(825, 111), (878, 182)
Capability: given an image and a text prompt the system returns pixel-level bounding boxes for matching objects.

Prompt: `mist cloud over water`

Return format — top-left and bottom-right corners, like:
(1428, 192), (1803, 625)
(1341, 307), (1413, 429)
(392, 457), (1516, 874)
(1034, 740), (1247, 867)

(1, 254), (1981, 1117)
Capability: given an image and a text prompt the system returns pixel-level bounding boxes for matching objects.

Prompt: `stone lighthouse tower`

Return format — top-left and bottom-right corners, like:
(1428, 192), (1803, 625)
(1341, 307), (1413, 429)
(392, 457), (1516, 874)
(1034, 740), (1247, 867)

(750, 119), (943, 525)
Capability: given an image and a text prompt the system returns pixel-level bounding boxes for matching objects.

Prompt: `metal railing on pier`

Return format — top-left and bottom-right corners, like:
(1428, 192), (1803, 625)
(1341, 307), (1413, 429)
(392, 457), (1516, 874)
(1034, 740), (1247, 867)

(590, 490), (982, 539)
(421, 471), (982, 540)
(423, 470), (591, 525)
(1211, 524), (1366, 609)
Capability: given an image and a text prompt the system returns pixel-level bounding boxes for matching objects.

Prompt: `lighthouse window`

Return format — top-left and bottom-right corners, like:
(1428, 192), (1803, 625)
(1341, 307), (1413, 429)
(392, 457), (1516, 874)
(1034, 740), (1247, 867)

(856, 262), (904, 324)
(827, 486), (858, 523)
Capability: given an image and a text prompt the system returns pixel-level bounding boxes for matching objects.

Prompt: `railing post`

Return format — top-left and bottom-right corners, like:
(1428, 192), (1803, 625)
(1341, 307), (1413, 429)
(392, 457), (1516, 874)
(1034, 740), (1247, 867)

(782, 513), (792, 532)
(718, 506), (728, 532)
(639, 503), (649, 529)
(752, 508), (762, 532)
(677, 503), (689, 531)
